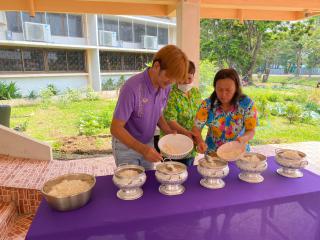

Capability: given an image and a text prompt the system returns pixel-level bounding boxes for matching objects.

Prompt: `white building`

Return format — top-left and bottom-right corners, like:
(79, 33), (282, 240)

(0, 11), (176, 96)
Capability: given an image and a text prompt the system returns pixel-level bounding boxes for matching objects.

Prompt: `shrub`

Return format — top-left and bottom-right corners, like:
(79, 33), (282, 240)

(28, 90), (38, 99)
(285, 104), (302, 123)
(0, 81), (21, 100)
(102, 78), (115, 91)
(116, 75), (126, 90)
(86, 88), (100, 101)
(64, 88), (82, 102)
(305, 102), (320, 114)
(270, 102), (286, 116)
(78, 111), (102, 136)
(46, 84), (59, 95)
(255, 96), (269, 118)
(39, 88), (54, 108)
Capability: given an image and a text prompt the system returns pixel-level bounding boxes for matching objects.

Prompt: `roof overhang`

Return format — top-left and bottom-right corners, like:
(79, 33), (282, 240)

(1, 0), (320, 21)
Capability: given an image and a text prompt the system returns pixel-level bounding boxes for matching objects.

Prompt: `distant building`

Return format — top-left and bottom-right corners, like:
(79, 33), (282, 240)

(0, 11), (176, 96)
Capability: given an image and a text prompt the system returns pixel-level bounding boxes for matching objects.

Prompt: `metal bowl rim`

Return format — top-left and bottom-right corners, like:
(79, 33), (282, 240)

(41, 173), (96, 199)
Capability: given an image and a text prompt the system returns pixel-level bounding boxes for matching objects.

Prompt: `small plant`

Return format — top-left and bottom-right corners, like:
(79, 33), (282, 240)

(86, 87), (100, 101)
(116, 75), (126, 90)
(102, 78), (115, 91)
(46, 84), (59, 96)
(39, 88), (54, 108)
(64, 88), (82, 102)
(28, 90), (38, 100)
(270, 102), (286, 116)
(99, 110), (112, 128)
(0, 81), (22, 100)
(14, 120), (28, 132)
(285, 104), (302, 123)
(255, 96), (269, 118)
(78, 111), (102, 136)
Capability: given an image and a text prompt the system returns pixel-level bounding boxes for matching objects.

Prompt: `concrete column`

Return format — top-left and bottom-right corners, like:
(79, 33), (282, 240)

(176, 0), (200, 86)
(86, 14), (101, 91)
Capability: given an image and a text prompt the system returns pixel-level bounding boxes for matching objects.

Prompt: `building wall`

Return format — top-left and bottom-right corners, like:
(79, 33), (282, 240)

(0, 11), (176, 95)
(0, 74), (88, 96)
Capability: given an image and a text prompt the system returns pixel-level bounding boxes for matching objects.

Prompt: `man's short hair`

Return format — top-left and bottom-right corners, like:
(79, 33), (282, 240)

(152, 45), (189, 83)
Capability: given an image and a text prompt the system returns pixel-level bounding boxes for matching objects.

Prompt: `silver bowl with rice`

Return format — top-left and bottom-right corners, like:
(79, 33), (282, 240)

(236, 152), (268, 183)
(197, 154), (229, 189)
(112, 164), (146, 200)
(275, 149), (308, 178)
(155, 160), (188, 195)
(41, 173), (96, 211)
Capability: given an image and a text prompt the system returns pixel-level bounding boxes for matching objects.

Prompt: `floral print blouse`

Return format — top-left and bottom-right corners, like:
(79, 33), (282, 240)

(163, 85), (202, 157)
(194, 95), (258, 152)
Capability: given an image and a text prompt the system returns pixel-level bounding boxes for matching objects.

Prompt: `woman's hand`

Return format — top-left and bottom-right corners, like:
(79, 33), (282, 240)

(236, 136), (247, 145)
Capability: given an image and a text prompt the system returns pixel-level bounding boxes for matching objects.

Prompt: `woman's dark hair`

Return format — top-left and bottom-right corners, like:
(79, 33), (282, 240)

(188, 60), (196, 75)
(210, 68), (245, 109)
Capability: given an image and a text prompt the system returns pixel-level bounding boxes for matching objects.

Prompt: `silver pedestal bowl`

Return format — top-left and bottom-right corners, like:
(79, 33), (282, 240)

(275, 149), (308, 178)
(112, 164), (146, 200)
(155, 161), (188, 196)
(236, 152), (267, 183)
(197, 155), (229, 189)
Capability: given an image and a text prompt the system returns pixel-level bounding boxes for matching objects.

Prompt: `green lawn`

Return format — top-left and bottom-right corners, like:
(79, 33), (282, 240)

(10, 99), (117, 142)
(265, 75), (319, 87)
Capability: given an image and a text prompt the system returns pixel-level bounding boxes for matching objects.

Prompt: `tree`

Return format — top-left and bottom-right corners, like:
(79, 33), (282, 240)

(201, 19), (282, 84)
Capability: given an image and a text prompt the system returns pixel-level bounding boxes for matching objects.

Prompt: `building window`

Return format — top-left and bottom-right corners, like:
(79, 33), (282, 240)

(0, 48), (23, 71)
(0, 47), (86, 73)
(100, 51), (153, 72)
(68, 15), (83, 37)
(5, 12), (22, 33)
(103, 17), (119, 40)
(119, 20), (133, 42)
(146, 25), (157, 36)
(46, 13), (68, 36)
(48, 50), (67, 71)
(67, 51), (85, 71)
(158, 27), (168, 45)
(22, 48), (45, 71)
(133, 22), (145, 43)
(22, 12), (45, 24)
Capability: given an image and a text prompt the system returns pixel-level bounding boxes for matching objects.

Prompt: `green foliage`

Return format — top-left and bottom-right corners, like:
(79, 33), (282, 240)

(46, 84), (59, 96)
(85, 88), (100, 101)
(78, 111), (102, 136)
(199, 59), (217, 97)
(64, 88), (82, 102)
(78, 109), (113, 136)
(14, 120), (28, 132)
(255, 96), (269, 118)
(0, 81), (21, 100)
(116, 75), (126, 89)
(28, 90), (38, 100)
(102, 78), (116, 91)
(39, 88), (54, 108)
(285, 104), (302, 123)
(305, 102), (320, 114)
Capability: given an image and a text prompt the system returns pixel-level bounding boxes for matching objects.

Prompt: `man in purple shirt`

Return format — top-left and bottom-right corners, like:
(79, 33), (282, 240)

(111, 45), (189, 169)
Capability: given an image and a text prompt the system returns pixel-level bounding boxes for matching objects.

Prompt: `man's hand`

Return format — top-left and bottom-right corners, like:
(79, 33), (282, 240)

(142, 145), (163, 162)
(196, 141), (208, 154)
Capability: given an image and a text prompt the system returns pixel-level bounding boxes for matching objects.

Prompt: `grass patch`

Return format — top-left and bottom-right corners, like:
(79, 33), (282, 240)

(267, 76), (319, 87)
(10, 99), (117, 142)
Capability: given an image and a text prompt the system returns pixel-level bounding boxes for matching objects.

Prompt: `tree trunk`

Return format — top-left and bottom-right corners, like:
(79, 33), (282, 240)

(295, 47), (302, 77)
(247, 33), (263, 85)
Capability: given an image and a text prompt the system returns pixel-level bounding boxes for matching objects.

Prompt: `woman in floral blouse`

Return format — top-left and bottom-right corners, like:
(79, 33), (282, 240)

(163, 61), (202, 166)
(193, 68), (258, 154)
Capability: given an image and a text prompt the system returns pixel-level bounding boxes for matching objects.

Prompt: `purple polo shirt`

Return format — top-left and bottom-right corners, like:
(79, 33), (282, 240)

(113, 69), (171, 144)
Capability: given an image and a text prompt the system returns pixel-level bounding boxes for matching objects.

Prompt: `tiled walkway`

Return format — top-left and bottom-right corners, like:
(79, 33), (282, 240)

(0, 141), (319, 239)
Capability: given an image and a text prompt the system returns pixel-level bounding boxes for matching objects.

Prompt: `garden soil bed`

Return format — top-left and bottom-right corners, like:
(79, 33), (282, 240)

(53, 134), (113, 160)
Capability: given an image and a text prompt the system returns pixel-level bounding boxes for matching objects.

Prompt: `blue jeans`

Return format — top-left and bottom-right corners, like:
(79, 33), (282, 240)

(112, 137), (154, 170)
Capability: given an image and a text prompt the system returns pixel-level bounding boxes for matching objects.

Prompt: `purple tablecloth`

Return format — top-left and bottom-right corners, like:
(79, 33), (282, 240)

(26, 157), (320, 240)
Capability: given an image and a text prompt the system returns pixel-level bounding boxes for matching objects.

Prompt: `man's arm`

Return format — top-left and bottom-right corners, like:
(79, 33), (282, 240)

(111, 118), (162, 162)
(157, 115), (175, 135)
